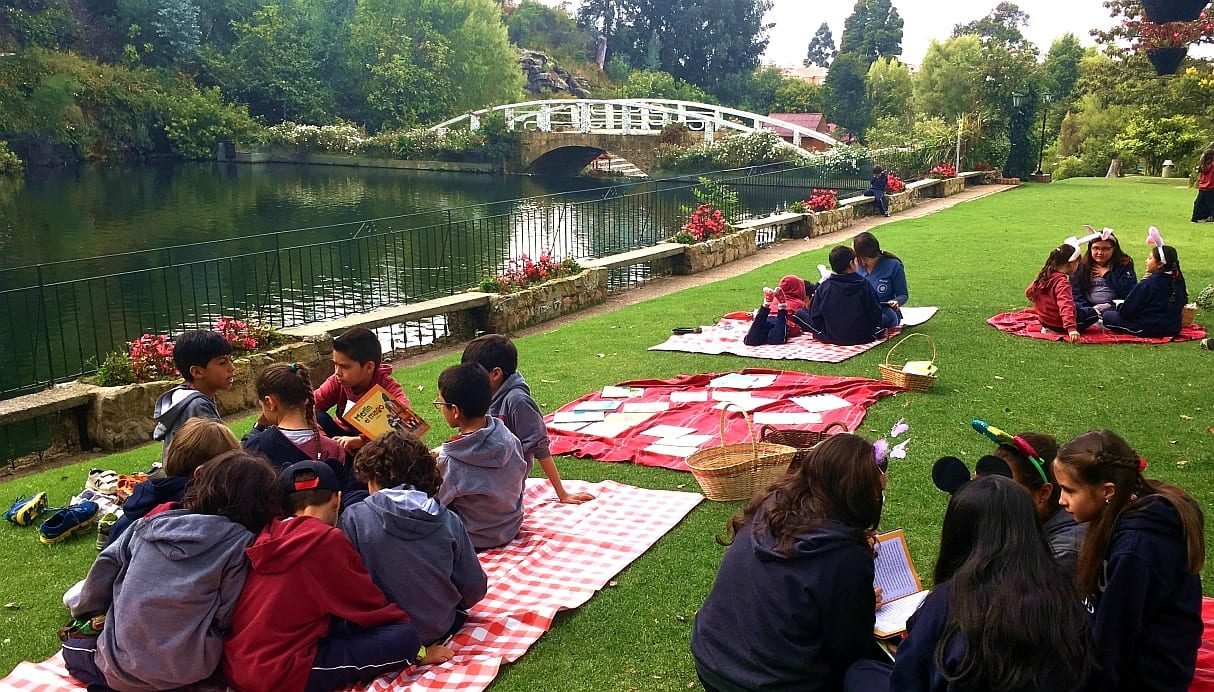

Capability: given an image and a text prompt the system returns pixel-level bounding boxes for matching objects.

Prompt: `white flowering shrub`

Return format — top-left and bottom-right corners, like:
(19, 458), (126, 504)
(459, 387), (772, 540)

(263, 122), (368, 154)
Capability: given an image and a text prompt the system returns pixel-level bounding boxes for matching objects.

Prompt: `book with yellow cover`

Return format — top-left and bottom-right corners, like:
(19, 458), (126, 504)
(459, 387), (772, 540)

(343, 384), (430, 439)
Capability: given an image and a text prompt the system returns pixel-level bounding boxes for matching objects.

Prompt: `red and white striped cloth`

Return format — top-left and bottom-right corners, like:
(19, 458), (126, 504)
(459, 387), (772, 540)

(0, 480), (702, 692)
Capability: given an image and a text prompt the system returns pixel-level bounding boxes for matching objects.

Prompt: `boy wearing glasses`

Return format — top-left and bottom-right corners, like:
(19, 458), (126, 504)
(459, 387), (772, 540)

(433, 363), (529, 550)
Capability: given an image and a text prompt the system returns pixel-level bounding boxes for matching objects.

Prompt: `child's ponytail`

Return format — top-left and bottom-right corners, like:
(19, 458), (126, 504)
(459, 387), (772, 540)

(1156, 246), (1184, 307)
(254, 362), (317, 431)
(1028, 245), (1074, 299)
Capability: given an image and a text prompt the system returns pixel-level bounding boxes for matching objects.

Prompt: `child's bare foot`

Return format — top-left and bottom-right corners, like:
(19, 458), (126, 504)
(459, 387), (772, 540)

(762, 287), (774, 305)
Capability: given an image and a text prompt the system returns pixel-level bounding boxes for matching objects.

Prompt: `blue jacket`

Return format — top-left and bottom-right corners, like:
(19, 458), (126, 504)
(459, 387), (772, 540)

(340, 486), (487, 645)
(242, 427), (366, 508)
(870, 171), (889, 192)
(1085, 494), (1203, 692)
(1070, 258), (1137, 321)
(802, 272), (886, 346)
(437, 416), (529, 550)
(691, 510), (875, 692)
(106, 476), (188, 547)
(1106, 270), (1188, 338)
(857, 256), (909, 306)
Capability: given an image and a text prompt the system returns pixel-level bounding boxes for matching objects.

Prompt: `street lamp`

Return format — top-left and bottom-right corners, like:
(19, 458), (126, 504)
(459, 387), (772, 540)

(1035, 93), (1053, 177)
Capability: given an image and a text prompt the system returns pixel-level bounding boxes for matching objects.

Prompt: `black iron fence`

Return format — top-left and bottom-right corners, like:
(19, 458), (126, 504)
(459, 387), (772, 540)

(0, 144), (953, 399)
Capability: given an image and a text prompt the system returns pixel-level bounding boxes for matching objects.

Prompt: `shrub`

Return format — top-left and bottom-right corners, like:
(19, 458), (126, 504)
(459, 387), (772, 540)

(263, 121), (367, 154)
(690, 177), (739, 219)
(673, 204), (728, 244)
(162, 86), (260, 160)
(215, 316), (283, 352)
(481, 255), (582, 293)
(930, 162), (956, 178)
(128, 334), (176, 382)
(887, 173), (906, 193)
(806, 188), (838, 212)
(0, 141), (23, 176)
(95, 351), (135, 387)
(656, 131), (801, 173)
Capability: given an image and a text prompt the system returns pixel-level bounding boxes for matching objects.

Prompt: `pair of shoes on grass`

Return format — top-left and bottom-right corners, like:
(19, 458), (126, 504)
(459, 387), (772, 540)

(6, 493), (104, 545)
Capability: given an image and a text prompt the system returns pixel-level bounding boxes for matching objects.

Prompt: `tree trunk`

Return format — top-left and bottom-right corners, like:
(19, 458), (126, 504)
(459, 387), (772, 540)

(1106, 158), (1122, 178)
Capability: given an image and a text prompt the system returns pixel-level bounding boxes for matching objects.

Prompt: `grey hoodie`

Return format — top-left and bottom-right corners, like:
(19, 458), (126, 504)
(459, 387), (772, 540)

(488, 372), (548, 465)
(437, 416), (529, 550)
(340, 486), (488, 645)
(72, 508), (254, 691)
(152, 385), (221, 453)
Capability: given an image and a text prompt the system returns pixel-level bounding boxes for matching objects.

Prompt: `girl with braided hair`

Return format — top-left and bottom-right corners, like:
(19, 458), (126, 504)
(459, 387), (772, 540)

(1100, 241), (1188, 338)
(1054, 430), (1204, 691)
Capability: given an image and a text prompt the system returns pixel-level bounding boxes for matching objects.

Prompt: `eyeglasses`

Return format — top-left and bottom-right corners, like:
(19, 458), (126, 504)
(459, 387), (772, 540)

(431, 399), (455, 410)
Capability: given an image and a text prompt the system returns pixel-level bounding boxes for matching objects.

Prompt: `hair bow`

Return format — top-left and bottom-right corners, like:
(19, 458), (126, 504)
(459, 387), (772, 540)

(1147, 226), (1166, 262)
(971, 419), (1048, 484)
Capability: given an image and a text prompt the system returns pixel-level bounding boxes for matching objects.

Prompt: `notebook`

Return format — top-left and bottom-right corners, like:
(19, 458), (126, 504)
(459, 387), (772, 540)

(873, 529), (930, 638)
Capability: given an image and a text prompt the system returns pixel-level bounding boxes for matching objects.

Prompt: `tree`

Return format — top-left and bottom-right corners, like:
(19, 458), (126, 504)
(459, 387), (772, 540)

(600, 69), (712, 101)
(825, 52), (871, 135)
(711, 65), (784, 112)
(152, 0), (200, 65)
(839, 0), (903, 65)
(1113, 113), (1207, 175)
(1041, 34), (1084, 102)
(914, 35), (985, 121)
(805, 22), (836, 67)
(952, 2), (1031, 48)
(771, 79), (825, 113)
(866, 57), (912, 126)
(507, 1), (592, 62)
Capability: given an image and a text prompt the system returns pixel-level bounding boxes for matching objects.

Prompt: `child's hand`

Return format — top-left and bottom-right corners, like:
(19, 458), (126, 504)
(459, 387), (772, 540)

(559, 491), (595, 504)
(336, 436), (365, 452)
(421, 644), (454, 665)
(1067, 331), (1082, 344)
(875, 586), (885, 610)
(886, 300), (900, 309)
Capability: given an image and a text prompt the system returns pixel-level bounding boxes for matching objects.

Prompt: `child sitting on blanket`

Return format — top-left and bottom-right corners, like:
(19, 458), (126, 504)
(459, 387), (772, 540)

(224, 460), (451, 692)
(1026, 242), (1095, 343)
(744, 275), (810, 346)
(342, 430), (488, 646)
(1100, 240), (1188, 338)
(435, 363), (530, 550)
(461, 334), (593, 504)
(804, 246), (887, 346)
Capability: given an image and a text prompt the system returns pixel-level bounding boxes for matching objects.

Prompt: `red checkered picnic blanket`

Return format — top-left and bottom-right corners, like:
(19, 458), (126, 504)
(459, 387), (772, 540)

(648, 314), (896, 363)
(987, 309), (1206, 344)
(0, 480), (702, 692)
(546, 369), (901, 471)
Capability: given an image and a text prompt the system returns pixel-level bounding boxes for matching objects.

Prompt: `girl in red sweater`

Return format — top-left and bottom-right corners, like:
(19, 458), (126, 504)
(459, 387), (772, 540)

(1026, 243), (1098, 343)
(1192, 146), (1213, 223)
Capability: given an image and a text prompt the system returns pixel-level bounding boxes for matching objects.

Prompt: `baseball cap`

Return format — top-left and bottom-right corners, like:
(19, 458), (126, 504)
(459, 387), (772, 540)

(280, 460), (341, 495)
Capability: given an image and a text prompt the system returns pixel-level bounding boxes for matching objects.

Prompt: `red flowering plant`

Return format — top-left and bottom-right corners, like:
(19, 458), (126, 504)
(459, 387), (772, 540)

(886, 173), (906, 194)
(1123, 12), (1214, 51)
(127, 334), (176, 382)
(672, 204), (729, 244)
(480, 254), (582, 293)
(807, 188), (838, 212)
(216, 316), (259, 352)
(930, 162), (957, 178)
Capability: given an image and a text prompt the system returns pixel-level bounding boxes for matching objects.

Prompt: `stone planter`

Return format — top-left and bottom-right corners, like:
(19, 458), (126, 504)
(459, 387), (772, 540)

(671, 229), (757, 275)
(88, 339), (333, 451)
(939, 176), (967, 196)
(486, 268), (609, 334)
(806, 206), (855, 237)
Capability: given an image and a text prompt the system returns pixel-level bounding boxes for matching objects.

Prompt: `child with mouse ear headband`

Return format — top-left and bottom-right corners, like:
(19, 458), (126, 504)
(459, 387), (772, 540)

(1099, 226), (1189, 338)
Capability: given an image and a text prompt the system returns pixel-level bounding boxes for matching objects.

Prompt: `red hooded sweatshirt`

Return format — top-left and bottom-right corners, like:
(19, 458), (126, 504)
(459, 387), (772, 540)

(313, 364), (410, 437)
(1026, 271), (1078, 331)
(223, 516), (415, 692)
(765, 275), (810, 338)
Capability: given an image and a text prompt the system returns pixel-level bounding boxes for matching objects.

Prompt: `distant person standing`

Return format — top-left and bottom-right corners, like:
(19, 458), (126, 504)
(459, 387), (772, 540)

(865, 166), (890, 217)
(1193, 146), (1214, 223)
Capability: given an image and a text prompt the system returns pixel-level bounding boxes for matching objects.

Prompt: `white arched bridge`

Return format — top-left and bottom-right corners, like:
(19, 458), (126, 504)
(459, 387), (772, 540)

(429, 99), (841, 176)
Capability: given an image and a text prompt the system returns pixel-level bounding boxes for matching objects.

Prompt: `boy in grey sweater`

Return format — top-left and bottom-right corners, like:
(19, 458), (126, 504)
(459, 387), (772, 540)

(434, 363), (530, 550)
(342, 430), (487, 645)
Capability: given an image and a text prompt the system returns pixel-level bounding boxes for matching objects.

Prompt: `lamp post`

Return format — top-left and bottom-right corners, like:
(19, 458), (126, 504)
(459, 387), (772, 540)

(1034, 93), (1053, 178)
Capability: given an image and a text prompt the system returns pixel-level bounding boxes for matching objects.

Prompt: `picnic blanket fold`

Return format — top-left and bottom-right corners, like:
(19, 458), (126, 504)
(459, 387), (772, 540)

(988, 308), (1205, 344)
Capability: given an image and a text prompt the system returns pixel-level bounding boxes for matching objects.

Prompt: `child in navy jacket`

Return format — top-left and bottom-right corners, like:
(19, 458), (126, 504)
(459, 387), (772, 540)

(804, 246), (886, 346)
(1054, 430), (1204, 692)
(342, 430), (488, 645)
(1069, 233), (1137, 323)
(1100, 244), (1187, 338)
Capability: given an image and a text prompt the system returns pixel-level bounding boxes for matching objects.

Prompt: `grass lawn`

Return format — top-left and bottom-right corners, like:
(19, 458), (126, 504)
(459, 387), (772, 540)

(2, 177), (1211, 690)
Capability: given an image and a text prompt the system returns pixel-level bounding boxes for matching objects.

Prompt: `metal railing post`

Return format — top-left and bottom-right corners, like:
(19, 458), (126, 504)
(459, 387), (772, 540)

(36, 264), (55, 387)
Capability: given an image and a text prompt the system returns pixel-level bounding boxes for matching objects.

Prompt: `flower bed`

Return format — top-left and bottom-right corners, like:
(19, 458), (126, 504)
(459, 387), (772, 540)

(487, 268), (609, 333)
(672, 204), (729, 244)
(480, 255), (582, 294)
(95, 318), (286, 387)
(930, 162), (957, 178)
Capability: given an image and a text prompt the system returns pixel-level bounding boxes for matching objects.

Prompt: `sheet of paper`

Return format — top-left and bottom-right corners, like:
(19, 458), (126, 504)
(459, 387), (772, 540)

(659, 434), (714, 447)
(572, 400), (622, 411)
(873, 532), (921, 601)
(640, 425), (699, 438)
(552, 410), (605, 424)
(752, 411), (823, 426)
(791, 393), (852, 413)
(670, 390), (709, 403)
(711, 390), (755, 403)
(548, 421), (589, 432)
(898, 306), (939, 327)
(874, 589), (930, 638)
(643, 443), (699, 458)
(621, 401), (670, 413)
(602, 386), (644, 398)
(712, 397), (777, 413)
(603, 411), (656, 428)
(579, 420), (635, 438)
(708, 373), (760, 389)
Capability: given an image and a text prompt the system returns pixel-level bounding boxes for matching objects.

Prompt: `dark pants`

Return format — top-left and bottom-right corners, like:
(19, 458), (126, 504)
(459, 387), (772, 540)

(307, 620), (421, 692)
(1193, 189), (1214, 221)
(879, 305), (901, 328)
(317, 410), (345, 438)
(1042, 310), (1100, 334)
(61, 636), (112, 691)
(1100, 308), (1178, 338)
(843, 659), (893, 692)
(744, 306), (789, 346)
(865, 189), (889, 215)
(694, 660), (751, 692)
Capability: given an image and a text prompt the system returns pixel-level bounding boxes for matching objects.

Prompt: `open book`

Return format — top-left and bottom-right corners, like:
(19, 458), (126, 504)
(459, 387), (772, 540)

(873, 529), (930, 638)
(343, 384), (430, 439)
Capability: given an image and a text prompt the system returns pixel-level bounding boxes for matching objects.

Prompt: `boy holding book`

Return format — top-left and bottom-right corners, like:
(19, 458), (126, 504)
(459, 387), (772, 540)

(314, 327), (410, 454)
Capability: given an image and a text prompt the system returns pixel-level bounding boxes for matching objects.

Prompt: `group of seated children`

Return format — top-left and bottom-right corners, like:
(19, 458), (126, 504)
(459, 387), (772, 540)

(61, 328), (590, 690)
(692, 426), (1204, 692)
(1028, 227), (1188, 341)
(745, 231), (910, 347)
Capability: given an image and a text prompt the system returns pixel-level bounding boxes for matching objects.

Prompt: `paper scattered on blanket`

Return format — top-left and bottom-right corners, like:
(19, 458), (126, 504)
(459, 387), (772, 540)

(791, 393), (852, 413)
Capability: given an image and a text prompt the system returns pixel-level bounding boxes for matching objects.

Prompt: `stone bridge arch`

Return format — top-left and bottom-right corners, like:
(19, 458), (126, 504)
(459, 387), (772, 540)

(516, 132), (661, 176)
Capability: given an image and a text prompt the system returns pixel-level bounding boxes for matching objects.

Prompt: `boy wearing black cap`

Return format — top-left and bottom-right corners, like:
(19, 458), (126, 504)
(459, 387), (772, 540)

(224, 461), (452, 692)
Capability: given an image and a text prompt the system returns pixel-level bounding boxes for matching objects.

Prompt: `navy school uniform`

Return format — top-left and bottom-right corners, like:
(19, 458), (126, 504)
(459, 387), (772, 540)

(1100, 270), (1187, 338)
(801, 272), (887, 346)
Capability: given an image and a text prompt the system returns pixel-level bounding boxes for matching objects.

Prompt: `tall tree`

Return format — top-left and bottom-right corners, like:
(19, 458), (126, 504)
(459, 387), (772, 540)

(772, 79), (825, 113)
(914, 35), (985, 121)
(866, 57), (912, 125)
(825, 52), (871, 136)
(839, 0), (903, 65)
(952, 1), (1031, 48)
(805, 22), (836, 67)
(1042, 34), (1084, 102)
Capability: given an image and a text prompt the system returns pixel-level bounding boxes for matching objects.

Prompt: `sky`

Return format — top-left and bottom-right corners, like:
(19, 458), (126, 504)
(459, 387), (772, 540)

(538, 0), (1212, 66)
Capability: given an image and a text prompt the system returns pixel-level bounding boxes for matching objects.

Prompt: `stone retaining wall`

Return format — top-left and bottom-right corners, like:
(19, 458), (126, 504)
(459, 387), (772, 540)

(671, 229), (757, 275)
(807, 206), (855, 237)
(485, 268), (610, 334)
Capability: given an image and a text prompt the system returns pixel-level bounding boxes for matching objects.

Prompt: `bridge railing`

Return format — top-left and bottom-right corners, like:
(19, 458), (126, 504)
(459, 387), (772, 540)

(0, 146), (954, 399)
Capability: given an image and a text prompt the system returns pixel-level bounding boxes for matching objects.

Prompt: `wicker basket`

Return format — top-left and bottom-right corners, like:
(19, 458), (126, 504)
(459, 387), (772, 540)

(1182, 303), (1197, 328)
(878, 333), (938, 392)
(686, 406), (798, 502)
(759, 421), (849, 472)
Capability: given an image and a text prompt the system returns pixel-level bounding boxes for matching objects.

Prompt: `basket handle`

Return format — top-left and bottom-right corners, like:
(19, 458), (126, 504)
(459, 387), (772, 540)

(717, 403), (758, 457)
(883, 332), (938, 367)
(820, 421), (849, 436)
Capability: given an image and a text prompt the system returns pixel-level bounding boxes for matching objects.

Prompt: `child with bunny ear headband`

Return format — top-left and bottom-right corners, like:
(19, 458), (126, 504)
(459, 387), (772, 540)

(1070, 227), (1137, 323)
(1026, 243), (1099, 343)
(1098, 227), (1189, 338)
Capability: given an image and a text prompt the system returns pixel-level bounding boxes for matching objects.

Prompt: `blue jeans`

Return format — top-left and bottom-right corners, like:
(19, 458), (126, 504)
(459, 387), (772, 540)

(864, 188), (889, 215)
(743, 306), (789, 346)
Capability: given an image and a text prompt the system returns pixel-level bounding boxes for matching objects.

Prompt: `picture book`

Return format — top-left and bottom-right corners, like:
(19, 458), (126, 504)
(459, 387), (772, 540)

(344, 384), (430, 439)
(873, 529), (930, 638)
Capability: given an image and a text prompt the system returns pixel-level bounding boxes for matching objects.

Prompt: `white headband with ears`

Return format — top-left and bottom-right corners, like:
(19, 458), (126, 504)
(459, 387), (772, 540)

(1062, 237), (1081, 262)
(1077, 225), (1115, 245)
(1147, 226), (1166, 262)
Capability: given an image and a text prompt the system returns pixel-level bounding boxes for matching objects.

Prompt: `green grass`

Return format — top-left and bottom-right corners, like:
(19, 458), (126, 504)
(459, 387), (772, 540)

(2, 177), (1212, 690)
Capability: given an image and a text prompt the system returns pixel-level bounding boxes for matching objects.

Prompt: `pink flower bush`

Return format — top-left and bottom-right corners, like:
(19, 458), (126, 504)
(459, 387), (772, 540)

(127, 334), (176, 382)
(482, 254), (581, 293)
(930, 162), (957, 178)
(807, 188), (838, 212)
(887, 173), (906, 194)
(675, 204), (728, 244)
(216, 316), (260, 351)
